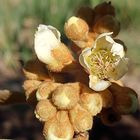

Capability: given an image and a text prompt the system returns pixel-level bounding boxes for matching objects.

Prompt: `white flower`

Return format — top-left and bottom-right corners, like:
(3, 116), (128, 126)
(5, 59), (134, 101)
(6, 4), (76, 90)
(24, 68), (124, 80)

(79, 32), (128, 91)
(34, 24), (61, 64)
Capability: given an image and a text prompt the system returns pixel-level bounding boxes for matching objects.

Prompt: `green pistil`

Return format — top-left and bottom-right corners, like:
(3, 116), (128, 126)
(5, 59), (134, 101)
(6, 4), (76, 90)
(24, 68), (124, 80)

(86, 49), (119, 79)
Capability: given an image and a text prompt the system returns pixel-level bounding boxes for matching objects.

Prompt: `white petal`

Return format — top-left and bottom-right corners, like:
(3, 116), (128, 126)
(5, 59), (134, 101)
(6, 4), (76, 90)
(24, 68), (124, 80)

(89, 75), (111, 91)
(109, 58), (128, 80)
(79, 48), (91, 71)
(94, 32), (113, 50)
(111, 42), (125, 58)
(34, 24), (60, 64)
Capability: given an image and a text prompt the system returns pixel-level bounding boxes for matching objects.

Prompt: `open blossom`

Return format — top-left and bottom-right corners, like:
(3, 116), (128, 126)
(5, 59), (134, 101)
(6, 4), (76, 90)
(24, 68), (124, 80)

(79, 32), (128, 91)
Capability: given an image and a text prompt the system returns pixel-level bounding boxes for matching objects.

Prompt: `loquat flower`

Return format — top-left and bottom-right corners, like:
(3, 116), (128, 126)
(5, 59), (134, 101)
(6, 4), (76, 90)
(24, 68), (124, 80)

(79, 32), (128, 91)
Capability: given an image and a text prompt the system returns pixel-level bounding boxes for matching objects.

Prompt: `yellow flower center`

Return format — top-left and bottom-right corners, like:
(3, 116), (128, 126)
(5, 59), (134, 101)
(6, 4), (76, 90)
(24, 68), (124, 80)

(86, 49), (119, 79)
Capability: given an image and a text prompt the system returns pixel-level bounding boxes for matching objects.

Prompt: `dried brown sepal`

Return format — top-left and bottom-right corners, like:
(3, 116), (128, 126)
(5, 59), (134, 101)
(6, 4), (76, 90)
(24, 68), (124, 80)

(93, 15), (120, 37)
(99, 89), (113, 108)
(109, 83), (138, 114)
(23, 58), (51, 81)
(36, 81), (61, 101)
(35, 99), (57, 122)
(64, 16), (89, 41)
(100, 108), (121, 126)
(52, 83), (80, 109)
(43, 111), (74, 140)
(69, 104), (93, 133)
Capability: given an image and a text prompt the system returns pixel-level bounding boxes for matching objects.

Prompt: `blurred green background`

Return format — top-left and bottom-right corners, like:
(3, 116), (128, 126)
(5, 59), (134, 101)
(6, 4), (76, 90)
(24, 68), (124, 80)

(0, 0), (140, 89)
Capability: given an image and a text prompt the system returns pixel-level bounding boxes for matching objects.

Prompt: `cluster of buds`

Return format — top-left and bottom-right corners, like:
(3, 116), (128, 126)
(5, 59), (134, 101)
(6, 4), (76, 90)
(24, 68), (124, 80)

(23, 2), (139, 140)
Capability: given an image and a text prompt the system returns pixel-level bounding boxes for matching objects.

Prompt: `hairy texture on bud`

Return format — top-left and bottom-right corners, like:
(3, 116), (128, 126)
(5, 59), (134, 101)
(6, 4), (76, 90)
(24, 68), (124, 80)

(35, 99), (57, 122)
(93, 15), (120, 37)
(23, 58), (51, 81)
(69, 104), (93, 133)
(80, 91), (103, 116)
(43, 111), (74, 140)
(52, 83), (80, 109)
(64, 16), (89, 41)
(36, 82), (61, 101)
(99, 89), (113, 108)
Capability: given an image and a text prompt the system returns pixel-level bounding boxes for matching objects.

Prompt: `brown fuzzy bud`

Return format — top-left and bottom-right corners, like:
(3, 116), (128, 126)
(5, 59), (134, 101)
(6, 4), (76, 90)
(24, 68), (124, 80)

(69, 104), (93, 133)
(73, 132), (89, 140)
(80, 92), (103, 116)
(23, 80), (42, 100)
(99, 89), (113, 108)
(35, 99), (57, 122)
(94, 2), (115, 17)
(93, 15), (120, 37)
(109, 84), (138, 114)
(23, 58), (51, 81)
(64, 16), (89, 41)
(76, 6), (95, 28)
(100, 108), (121, 126)
(36, 82), (61, 101)
(43, 111), (74, 140)
(52, 83), (80, 109)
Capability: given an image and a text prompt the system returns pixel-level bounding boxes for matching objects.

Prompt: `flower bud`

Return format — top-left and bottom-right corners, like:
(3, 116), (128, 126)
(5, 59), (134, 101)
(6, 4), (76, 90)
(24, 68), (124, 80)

(99, 89), (113, 108)
(43, 111), (74, 140)
(69, 104), (93, 132)
(52, 83), (80, 109)
(93, 15), (120, 37)
(36, 82), (61, 101)
(35, 99), (57, 122)
(76, 6), (95, 27)
(80, 92), (103, 116)
(23, 80), (42, 100)
(23, 58), (51, 80)
(100, 108), (121, 126)
(94, 2), (115, 17)
(64, 16), (89, 41)
(110, 84), (138, 114)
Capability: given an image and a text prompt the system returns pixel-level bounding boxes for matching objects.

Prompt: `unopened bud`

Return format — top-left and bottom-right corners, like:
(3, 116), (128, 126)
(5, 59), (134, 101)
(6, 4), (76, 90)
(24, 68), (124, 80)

(36, 82), (61, 101)
(35, 99), (57, 122)
(93, 15), (120, 37)
(43, 111), (74, 140)
(69, 104), (93, 132)
(64, 16), (89, 41)
(52, 83), (80, 109)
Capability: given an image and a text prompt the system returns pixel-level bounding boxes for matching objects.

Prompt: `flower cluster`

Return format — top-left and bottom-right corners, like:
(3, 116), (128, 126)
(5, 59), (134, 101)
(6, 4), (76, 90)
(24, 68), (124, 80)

(23, 2), (138, 140)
